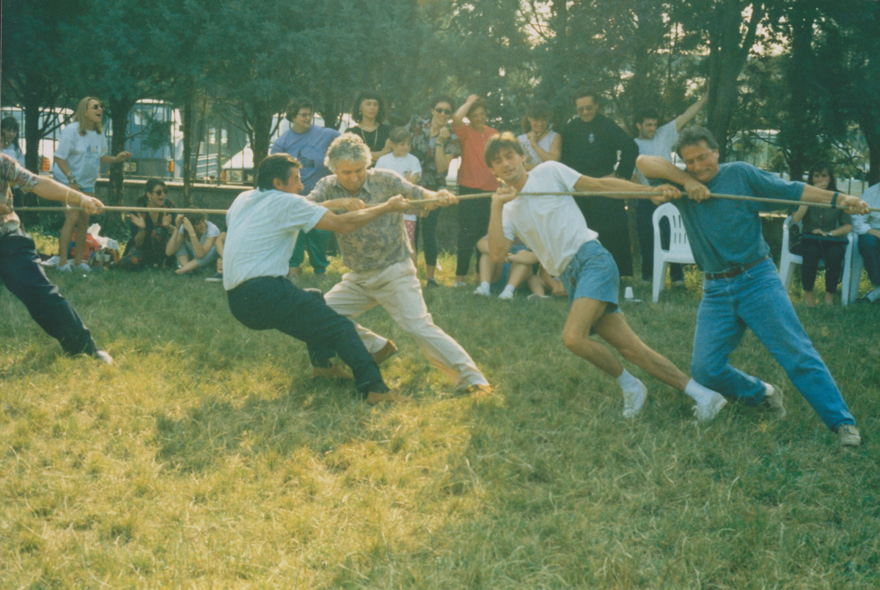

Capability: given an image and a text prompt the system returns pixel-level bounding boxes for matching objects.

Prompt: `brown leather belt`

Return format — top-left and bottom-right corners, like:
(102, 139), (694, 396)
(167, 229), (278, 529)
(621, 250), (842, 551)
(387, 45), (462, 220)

(704, 255), (771, 280)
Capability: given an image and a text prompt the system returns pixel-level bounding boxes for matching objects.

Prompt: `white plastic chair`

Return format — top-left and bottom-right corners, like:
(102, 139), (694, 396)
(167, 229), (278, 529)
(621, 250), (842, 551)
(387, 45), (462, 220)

(652, 203), (695, 302)
(778, 215), (860, 305)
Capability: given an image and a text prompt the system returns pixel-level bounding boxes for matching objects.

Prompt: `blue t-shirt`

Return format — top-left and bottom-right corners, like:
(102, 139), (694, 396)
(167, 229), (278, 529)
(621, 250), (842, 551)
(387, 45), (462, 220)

(671, 162), (804, 272)
(270, 126), (340, 192)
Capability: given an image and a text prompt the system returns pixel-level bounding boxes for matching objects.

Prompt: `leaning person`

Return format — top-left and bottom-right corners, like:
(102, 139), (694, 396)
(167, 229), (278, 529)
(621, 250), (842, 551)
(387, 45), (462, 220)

(312, 134), (493, 395)
(637, 126), (868, 447)
(223, 154), (408, 404)
(0, 153), (112, 364)
(485, 133), (727, 421)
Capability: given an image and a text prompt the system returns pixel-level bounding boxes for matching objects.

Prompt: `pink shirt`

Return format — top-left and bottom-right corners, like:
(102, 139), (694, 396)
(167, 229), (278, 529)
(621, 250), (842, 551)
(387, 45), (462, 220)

(453, 124), (499, 191)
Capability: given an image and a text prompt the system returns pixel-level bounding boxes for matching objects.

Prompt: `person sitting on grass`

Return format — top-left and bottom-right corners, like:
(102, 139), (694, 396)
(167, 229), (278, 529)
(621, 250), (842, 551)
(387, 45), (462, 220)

(485, 132), (727, 421)
(165, 211), (220, 276)
(205, 232), (225, 283)
(473, 236), (535, 300)
(223, 153), (409, 405)
(0, 153), (112, 364)
(115, 180), (176, 270)
(637, 126), (869, 447)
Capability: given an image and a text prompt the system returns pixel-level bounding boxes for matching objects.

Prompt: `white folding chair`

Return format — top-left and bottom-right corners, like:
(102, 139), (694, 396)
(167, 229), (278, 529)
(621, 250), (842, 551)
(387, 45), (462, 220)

(778, 215), (859, 305)
(652, 203), (695, 302)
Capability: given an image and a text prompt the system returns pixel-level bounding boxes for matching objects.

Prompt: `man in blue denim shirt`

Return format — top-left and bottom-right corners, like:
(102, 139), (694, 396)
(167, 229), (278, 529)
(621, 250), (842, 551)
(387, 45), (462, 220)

(637, 126), (870, 447)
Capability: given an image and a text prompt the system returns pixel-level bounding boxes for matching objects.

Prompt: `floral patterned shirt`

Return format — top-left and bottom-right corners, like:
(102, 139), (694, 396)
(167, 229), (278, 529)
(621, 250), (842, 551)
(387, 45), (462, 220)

(406, 116), (461, 191)
(1, 153), (40, 228)
(310, 170), (426, 272)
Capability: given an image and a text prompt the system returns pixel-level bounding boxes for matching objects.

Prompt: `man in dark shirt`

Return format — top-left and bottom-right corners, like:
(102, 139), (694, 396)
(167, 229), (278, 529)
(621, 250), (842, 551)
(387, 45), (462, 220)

(561, 88), (639, 276)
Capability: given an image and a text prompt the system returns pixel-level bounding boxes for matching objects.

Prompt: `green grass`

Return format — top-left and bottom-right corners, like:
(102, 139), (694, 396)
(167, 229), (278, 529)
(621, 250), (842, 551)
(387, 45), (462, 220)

(2, 234), (880, 588)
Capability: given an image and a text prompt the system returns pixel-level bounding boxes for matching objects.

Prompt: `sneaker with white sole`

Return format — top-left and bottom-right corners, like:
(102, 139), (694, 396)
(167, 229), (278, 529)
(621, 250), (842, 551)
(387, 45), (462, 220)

(473, 283), (491, 297)
(76, 262), (91, 272)
(527, 293), (550, 301)
(694, 392), (728, 423)
(41, 255), (60, 268)
(205, 272), (223, 283)
(762, 383), (786, 418)
(453, 281), (468, 288)
(622, 380), (648, 418)
(498, 288), (515, 300)
(92, 350), (114, 366)
(836, 424), (861, 447)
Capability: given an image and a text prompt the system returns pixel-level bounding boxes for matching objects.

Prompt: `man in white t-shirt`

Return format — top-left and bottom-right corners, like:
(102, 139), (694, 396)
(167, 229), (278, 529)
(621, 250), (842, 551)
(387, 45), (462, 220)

(484, 132), (727, 422)
(633, 95), (707, 282)
(223, 154), (409, 405)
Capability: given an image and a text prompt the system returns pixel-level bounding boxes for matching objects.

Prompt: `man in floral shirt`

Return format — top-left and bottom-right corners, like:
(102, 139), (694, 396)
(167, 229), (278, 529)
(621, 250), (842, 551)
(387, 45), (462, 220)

(310, 134), (492, 394)
(0, 154), (112, 364)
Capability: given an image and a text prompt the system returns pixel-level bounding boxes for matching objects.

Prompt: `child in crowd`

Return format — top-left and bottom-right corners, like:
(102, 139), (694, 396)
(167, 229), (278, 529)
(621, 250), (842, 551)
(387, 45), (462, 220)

(375, 127), (422, 265)
(165, 211), (220, 275)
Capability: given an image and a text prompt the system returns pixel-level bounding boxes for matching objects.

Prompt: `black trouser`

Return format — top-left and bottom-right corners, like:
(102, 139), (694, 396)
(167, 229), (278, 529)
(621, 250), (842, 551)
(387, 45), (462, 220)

(415, 208), (441, 267)
(800, 237), (846, 293)
(0, 225), (98, 356)
(226, 276), (386, 395)
(574, 195), (633, 277)
(636, 199), (683, 282)
(455, 186), (491, 277)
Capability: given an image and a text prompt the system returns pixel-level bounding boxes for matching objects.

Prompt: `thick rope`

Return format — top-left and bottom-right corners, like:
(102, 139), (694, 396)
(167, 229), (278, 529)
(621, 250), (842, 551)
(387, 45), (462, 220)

(12, 191), (880, 214)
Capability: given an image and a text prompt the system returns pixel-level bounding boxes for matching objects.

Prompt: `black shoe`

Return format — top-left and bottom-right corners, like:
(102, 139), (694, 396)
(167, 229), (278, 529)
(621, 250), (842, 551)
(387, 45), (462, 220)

(426, 278), (439, 288)
(855, 296), (872, 304)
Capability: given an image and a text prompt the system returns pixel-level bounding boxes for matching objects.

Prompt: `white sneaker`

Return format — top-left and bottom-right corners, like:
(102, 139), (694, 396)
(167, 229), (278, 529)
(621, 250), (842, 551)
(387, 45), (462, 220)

(58, 263), (72, 272)
(528, 293), (550, 301)
(92, 349), (114, 366)
(76, 262), (91, 272)
(694, 392), (728, 423)
(473, 283), (491, 297)
(454, 281), (468, 288)
(622, 380), (648, 418)
(498, 286), (515, 300)
(762, 383), (786, 419)
(41, 255), (60, 268)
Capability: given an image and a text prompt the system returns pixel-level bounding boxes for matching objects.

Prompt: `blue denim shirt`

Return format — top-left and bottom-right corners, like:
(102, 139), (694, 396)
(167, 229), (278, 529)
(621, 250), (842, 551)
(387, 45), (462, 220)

(672, 162), (804, 273)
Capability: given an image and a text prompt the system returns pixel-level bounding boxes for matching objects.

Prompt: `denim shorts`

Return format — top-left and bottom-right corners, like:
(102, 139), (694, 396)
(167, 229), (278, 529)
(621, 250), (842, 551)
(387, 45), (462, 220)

(560, 240), (621, 313)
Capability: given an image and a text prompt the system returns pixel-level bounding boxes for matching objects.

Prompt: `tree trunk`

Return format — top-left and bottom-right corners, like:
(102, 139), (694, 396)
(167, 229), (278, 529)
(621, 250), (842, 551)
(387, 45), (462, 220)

(22, 93), (43, 174)
(251, 105), (273, 172)
(107, 98), (134, 206)
(785, 6), (813, 182)
(863, 116), (880, 186)
(181, 97), (193, 206)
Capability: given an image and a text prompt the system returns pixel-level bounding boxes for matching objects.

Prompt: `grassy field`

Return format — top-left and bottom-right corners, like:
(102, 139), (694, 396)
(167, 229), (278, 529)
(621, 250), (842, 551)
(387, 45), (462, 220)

(2, 233), (880, 588)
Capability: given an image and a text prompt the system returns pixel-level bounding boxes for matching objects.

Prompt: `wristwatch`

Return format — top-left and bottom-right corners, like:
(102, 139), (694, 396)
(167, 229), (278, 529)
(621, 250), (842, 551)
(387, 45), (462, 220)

(68, 175), (77, 184)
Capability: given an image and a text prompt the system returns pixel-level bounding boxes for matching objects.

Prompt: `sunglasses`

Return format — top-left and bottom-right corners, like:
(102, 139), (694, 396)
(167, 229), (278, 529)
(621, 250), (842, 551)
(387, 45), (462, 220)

(152, 189), (166, 195)
(434, 108), (452, 115)
(90, 104), (104, 110)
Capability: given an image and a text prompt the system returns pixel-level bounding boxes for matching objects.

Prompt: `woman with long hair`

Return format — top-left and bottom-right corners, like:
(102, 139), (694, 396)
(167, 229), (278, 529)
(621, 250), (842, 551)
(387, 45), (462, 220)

(115, 179), (176, 270)
(53, 97), (131, 272)
(791, 161), (852, 306)
(346, 91), (392, 165)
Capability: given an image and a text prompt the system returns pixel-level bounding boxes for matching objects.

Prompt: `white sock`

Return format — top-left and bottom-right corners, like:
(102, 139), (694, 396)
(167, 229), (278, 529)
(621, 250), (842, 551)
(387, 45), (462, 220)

(616, 368), (641, 391)
(500, 284), (515, 297)
(867, 286), (880, 302)
(684, 379), (716, 404)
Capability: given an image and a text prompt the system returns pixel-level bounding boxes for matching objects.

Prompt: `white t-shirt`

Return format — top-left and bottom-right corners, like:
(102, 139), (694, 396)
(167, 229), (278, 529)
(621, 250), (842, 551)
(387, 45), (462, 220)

(2, 145), (25, 167)
(223, 188), (328, 290)
(52, 122), (108, 190)
(517, 131), (558, 167)
(634, 120), (678, 185)
(501, 161), (597, 276)
(375, 152), (423, 222)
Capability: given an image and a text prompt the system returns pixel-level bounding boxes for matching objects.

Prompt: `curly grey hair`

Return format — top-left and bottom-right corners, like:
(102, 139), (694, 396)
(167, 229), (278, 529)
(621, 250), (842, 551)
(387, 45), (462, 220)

(325, 133), (372, 172)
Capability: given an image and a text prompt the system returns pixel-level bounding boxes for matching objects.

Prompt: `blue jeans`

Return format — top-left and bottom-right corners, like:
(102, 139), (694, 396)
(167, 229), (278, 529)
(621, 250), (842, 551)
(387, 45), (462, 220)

(858, 233), (880, 286)
(0, 225), (99, 356)
(691, 259), (854, 430)
(226, 276), (385, 396)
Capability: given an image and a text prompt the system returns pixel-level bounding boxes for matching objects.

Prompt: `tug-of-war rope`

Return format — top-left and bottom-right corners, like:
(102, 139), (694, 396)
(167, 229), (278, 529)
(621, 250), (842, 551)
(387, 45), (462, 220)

(13, 190), (880, 215)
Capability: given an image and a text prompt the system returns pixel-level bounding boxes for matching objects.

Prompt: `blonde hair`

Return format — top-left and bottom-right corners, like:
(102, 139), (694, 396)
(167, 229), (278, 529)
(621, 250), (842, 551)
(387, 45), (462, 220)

(72, 96), (103, 136)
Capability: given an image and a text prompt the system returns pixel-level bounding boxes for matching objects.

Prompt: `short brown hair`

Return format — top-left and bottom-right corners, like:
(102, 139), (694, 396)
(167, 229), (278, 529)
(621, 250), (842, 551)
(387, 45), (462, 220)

(468, 97), (489, 118)
(484, 132), (524, 167)
(257, 154), (301, 191)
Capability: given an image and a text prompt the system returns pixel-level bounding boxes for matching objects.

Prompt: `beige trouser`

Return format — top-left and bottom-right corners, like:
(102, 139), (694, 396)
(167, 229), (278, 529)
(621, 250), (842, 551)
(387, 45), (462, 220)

(324, 259), (489, 389)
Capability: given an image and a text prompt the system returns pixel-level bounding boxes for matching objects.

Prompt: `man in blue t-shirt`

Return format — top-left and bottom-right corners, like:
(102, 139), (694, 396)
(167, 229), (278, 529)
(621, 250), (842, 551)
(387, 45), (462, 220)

(270, 96), (340, 278)
(637, 127), (870, 447)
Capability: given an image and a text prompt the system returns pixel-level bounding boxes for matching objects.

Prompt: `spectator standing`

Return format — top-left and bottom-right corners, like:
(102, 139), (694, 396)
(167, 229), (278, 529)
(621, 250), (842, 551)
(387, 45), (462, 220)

(1, 117), (26, 213)
(561, 88), (638, 276)
(791, 162), (852, 306)
(271, 97), (340, 279)
(452, 94), (499, 287)
(406, 96), (460, 287)
(375, 127), (422, 265)
(53, 97), (131, 272)
(517, 100), (561, 171)
(633, 93), (708, 283)
(346, 91), (392, 165)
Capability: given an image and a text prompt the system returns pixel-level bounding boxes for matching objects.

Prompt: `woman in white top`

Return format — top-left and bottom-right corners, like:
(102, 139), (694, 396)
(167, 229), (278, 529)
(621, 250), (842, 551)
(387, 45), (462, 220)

(517, 100), (561, 171)
(53, 97), (131, 272)
(2, 117), (26, 210)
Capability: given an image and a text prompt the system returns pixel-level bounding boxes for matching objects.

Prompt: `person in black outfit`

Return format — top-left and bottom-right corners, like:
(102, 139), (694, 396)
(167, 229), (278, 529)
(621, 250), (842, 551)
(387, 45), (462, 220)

(561, 88), (639, 277)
